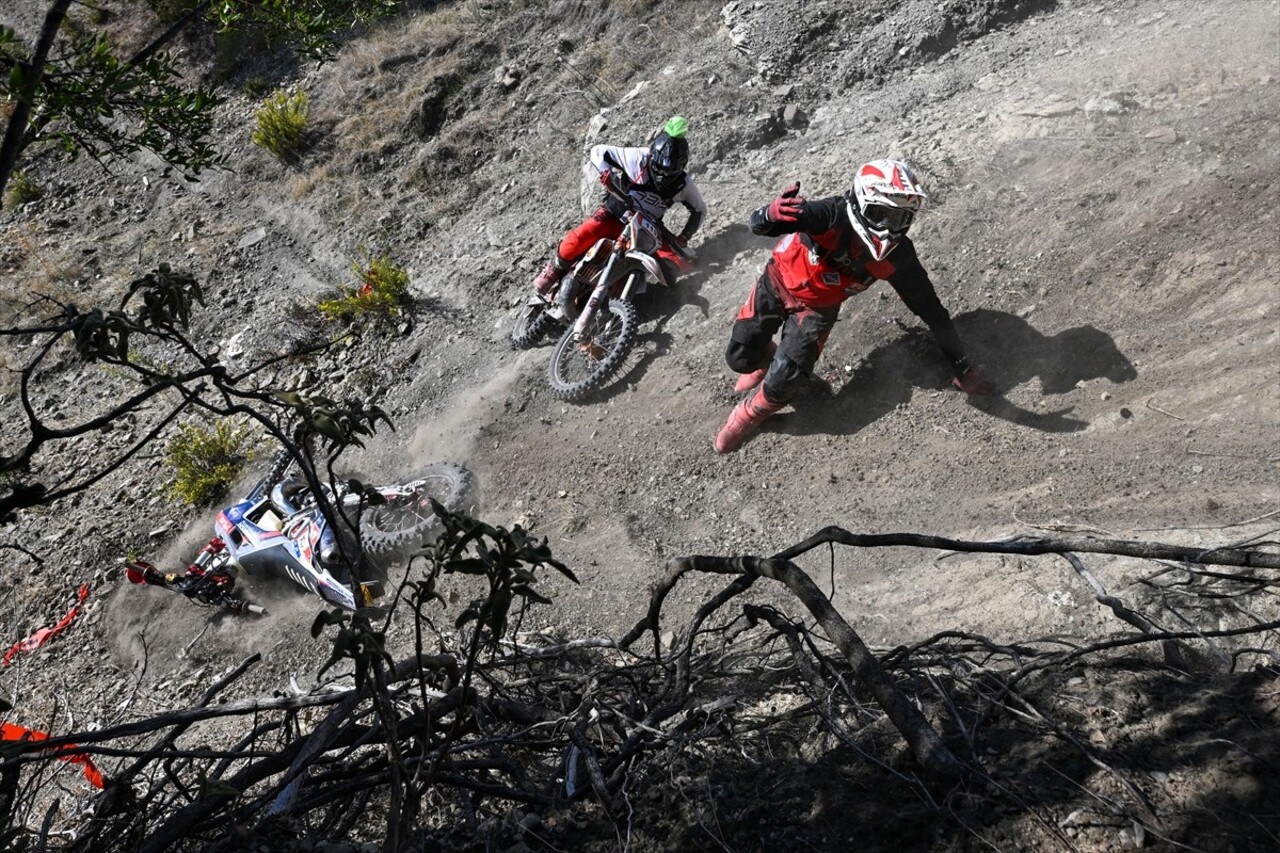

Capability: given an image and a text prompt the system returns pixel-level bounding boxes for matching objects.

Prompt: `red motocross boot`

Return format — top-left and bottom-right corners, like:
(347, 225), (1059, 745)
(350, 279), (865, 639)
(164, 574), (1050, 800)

(532, 257), (569, 299)
(733, 340), (778, 393)
(714, 386), (783, 454)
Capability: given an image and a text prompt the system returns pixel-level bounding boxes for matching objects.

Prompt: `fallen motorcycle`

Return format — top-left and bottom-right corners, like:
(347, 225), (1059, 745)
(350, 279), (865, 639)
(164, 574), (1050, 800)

(510, 183), (695, 402)
(126, 451), (474, 614)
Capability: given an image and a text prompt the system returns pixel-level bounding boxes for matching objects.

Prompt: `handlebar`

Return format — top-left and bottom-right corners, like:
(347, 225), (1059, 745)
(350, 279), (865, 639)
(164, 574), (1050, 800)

(125, 559), (265, 616)
(602, 172), (632, 205)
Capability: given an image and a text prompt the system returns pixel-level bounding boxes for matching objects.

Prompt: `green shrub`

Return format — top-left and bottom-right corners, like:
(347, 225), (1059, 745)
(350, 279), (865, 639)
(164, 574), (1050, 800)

(165, 420), (254, 505)
(243, 75), (271, 98)
(148, 0), (201, 24)
(251, 89), (310, 161)
(3, 171), (42, 211)
(319, 255), (410, 322)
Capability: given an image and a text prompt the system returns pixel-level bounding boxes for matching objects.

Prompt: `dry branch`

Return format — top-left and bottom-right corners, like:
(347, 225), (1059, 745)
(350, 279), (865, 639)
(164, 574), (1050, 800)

(677, 554), (966, 780)
(5, 524), (1278, 851)
(785, 526), (1280, 569)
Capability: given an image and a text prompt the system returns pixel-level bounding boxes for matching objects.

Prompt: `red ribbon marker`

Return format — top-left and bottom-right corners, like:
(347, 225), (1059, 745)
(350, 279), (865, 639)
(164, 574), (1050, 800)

(3, 584), (89, 667)
(0, 722), (105, 789)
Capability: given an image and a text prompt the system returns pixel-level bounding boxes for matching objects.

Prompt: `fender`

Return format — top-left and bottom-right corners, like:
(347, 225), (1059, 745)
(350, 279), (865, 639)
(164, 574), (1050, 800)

(625, 250), (667, 289)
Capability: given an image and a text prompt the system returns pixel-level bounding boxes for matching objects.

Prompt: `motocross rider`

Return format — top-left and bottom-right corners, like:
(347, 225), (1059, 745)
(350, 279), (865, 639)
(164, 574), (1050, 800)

(714, 159), (993, 454)
(529, 116), (707, 299)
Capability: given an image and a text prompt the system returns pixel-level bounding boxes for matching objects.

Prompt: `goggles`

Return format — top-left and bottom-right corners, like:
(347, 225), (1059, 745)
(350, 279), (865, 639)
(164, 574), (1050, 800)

(649, 162), (678, 181)
(863, 203), (913, 232)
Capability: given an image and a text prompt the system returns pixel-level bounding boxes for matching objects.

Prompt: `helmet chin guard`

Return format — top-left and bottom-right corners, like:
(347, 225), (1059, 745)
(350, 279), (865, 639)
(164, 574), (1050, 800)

(647, 116), (690, 193)
(848, 159), (928, 261)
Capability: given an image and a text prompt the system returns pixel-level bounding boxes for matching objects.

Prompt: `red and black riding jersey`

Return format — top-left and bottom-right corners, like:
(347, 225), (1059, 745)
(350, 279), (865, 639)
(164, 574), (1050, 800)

(749, 195), (970, 373)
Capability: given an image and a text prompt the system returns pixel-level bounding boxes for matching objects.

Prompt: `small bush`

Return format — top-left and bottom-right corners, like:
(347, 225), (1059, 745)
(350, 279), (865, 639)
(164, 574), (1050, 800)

(243, 75), (271, 98)
(319, 255), (410, 322)
(148, 0), (200, 24)
(165, 420), (254, 506)
(3, 171), (42, 211)
(251, 89), (310, 161)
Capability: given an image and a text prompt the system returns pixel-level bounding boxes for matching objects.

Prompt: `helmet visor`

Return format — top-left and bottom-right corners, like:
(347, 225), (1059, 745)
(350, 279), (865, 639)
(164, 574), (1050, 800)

(863, 203), (913, 232)
(649, 158), (678, 182)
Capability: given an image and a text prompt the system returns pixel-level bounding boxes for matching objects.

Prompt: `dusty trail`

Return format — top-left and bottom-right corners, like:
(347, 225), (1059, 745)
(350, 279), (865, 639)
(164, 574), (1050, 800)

(1, 0), (1277, 848)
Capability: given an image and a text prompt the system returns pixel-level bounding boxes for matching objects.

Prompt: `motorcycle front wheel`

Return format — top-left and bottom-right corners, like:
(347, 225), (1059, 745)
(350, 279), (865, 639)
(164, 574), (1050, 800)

(360, 463), (476, 564)
(547, 299), (638, 402)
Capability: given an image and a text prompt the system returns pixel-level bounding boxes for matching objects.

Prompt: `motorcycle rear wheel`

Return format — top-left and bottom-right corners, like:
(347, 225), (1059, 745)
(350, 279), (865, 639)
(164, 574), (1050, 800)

(360, 463), (475, 564)
(510, 301), (558, 349)
(547, 299), (638, 402)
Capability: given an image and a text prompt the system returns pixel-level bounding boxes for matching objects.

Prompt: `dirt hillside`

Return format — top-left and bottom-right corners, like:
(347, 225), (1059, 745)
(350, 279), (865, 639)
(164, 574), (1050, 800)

(2, 0), (1278, 850)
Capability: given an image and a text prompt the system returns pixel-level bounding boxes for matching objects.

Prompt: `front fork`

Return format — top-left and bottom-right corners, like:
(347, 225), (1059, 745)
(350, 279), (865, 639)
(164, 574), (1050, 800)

(573, 254), (635, 341)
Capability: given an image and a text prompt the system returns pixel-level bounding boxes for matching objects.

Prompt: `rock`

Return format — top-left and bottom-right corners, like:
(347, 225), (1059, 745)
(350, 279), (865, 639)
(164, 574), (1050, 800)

(494, 65), (521, 90)
(315, 843), (355, 853)
(237, 227), (267, 249)
(782, 103), (808, 129)
(1016, 98), (1078, 117)
(1084, 96), (1125, 114)
(586, 112), (609, 139)
(620, 80), (649, 103)
(406, 71), (461, 139)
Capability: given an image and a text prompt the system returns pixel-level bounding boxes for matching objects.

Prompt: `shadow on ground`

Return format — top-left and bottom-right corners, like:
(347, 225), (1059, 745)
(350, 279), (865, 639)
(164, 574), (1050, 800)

(772, 308), (1136, 438)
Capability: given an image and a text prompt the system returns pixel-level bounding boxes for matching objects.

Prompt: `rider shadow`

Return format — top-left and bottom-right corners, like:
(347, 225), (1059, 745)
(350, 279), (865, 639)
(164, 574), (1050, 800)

(648, 220), (761, 328)
(695, 220), (767, 270)
(773, 308), (1137, 438)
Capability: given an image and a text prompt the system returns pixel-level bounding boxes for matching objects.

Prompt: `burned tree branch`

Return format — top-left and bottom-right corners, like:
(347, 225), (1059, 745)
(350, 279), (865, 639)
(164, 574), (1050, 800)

(786, 526), (1280, 569)
(679, 554), (966, 780)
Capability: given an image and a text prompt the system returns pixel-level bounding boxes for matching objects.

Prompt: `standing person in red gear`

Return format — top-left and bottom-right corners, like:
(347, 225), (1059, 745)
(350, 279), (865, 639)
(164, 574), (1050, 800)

(714, 159), (992, 454)
(529, 116), (707, 299)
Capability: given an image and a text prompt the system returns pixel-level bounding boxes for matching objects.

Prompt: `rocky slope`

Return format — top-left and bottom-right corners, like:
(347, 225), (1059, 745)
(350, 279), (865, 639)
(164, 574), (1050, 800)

(2, 0), (1278, 849)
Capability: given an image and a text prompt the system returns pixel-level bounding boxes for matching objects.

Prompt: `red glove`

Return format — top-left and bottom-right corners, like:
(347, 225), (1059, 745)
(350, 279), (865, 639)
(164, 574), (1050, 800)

(766, 182), (804, 223)
(952, 367), (993, 395)
(600, 168), (629, 194)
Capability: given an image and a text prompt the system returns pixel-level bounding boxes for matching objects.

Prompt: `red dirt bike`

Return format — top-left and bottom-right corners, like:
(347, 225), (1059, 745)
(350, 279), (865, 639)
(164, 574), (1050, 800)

(126, 451), (474, 615)
(510, 184), (696, 402)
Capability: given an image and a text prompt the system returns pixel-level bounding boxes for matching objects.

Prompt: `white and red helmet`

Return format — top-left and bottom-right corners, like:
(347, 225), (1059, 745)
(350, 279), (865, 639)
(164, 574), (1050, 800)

(846, 159), (928, 261)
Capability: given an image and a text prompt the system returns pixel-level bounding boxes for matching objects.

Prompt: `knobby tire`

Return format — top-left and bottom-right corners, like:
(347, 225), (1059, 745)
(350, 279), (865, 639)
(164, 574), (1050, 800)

(547, 299), (638, 402)
(360, 463), (476, 564)
(510, 302), (558, 349)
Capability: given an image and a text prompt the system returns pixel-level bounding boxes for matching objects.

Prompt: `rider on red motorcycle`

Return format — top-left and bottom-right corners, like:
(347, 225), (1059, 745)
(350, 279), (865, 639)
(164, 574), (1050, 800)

(529, 116), (707, 299)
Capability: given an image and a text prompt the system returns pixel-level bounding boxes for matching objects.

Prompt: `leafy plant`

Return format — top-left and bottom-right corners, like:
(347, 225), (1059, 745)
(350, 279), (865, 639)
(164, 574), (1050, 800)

(429, 506), (577, 645)
(242, 75), (271, 98)
(6, 28), (226, 180)
(0, 2), (399, 201)
(148, 0), (201, 25)
(251, 89), (310, 161)
(273, 390), (393, 454)
(318, 255), (410, 322)
(164, 420), (254, 505)
(2, 171), (41, 211)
